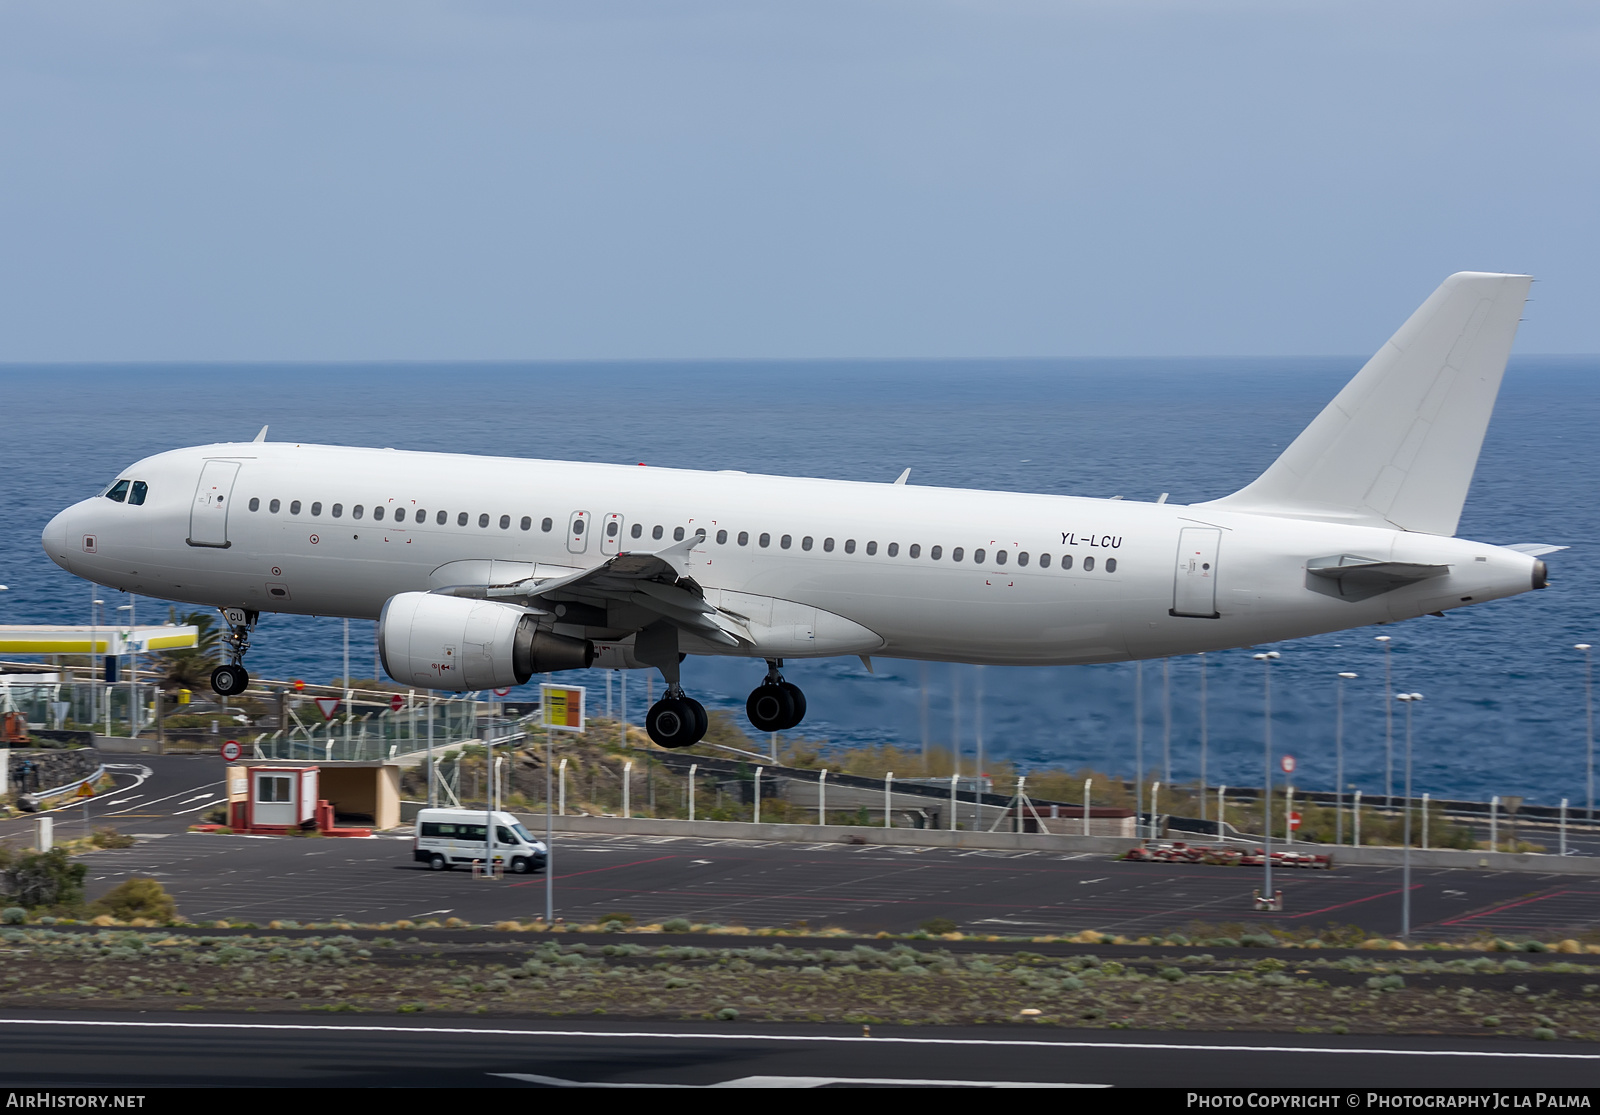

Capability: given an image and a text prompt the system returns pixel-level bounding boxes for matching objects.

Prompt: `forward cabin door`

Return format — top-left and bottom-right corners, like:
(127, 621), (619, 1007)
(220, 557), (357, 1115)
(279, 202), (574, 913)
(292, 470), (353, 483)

(567, 511), (590, 555)
(188, 460), (241, 548)
(1171, 527), (1222, 618)
(600, 513), (624, 556)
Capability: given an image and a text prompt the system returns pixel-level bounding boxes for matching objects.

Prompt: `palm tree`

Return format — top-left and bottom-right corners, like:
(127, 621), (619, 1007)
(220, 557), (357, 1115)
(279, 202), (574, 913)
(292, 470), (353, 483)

(156, 610), (223, 693)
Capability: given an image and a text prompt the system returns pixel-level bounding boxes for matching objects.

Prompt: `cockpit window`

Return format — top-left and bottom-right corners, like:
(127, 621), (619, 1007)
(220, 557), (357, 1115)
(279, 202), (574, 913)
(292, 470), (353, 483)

(105, 480), (130, 503)
(128, 481), (148, 506)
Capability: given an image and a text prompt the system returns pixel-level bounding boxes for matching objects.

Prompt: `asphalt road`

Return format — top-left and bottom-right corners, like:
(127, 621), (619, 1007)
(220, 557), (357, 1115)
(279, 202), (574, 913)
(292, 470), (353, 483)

(3, 755), (1596, 939)
(66, 826), (1600, 939)
(0, 1012), (1594, 1087)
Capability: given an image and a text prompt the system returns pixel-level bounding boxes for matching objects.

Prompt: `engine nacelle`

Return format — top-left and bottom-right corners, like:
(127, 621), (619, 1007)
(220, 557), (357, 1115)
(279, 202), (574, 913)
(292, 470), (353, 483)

(378, 592), (594, 691)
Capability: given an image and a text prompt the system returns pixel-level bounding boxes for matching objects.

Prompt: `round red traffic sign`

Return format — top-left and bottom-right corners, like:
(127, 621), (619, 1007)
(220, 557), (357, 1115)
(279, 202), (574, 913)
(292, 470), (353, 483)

(1280, 754), (1296, 774)
(390, 694), (404, 711)
(493, 687), (511, 697)
(220, 740), (242, 762)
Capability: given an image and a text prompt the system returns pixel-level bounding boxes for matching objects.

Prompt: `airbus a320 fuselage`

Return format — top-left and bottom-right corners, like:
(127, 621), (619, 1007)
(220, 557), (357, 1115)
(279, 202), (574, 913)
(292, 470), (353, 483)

(41, 272), (1556, 748)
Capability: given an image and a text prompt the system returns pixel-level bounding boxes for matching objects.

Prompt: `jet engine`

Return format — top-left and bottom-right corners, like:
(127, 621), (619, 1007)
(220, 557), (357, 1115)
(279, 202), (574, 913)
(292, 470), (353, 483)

(378, 592), (593, 691)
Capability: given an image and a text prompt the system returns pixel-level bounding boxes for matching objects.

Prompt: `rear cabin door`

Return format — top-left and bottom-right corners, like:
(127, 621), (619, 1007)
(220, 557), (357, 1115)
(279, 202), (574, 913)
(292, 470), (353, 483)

(188, 460), (241, 548)
(1171, 527), (1222, 618)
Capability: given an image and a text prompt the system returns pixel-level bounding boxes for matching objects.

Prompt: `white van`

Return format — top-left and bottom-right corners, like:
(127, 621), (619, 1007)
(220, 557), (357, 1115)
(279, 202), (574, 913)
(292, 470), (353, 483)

(413, 808), (548, 874)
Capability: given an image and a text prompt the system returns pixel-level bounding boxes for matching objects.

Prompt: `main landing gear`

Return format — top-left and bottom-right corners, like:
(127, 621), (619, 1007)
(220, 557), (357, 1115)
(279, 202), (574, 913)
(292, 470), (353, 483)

(210, 607), (257, 697)
(646, 685), (708, 749)
(746, 659), (806, 732)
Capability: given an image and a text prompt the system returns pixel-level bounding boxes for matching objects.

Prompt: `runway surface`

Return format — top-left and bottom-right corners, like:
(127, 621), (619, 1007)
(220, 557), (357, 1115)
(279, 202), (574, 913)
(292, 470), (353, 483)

(0, 1012), (1594, 1087)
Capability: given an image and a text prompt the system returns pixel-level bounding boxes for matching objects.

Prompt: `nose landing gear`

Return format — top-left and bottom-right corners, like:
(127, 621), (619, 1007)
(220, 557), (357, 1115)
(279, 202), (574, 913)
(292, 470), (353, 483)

(210, 607), (257, 697)
(746, 659), (806, 732)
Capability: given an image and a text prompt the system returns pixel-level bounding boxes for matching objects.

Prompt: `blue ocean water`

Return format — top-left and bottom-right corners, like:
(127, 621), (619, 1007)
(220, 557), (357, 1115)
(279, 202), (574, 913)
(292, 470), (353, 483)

(0, 358), (1594, 806)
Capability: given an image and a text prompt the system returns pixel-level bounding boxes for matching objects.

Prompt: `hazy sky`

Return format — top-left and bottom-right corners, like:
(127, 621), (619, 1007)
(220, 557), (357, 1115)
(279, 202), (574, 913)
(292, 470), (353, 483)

(1, 2), (1595, 360)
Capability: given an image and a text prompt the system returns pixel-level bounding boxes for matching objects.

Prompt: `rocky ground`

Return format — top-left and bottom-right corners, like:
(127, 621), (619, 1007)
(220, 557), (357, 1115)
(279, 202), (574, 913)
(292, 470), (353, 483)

(0, 926), (1596, 1042)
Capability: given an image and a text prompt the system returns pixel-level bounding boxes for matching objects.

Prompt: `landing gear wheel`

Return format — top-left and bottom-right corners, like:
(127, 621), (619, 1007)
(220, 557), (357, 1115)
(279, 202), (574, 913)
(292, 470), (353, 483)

(211, 664), (250, 696)
(647, 696), (708, 749)
(777, 681), (806, 729)
(746, 683), (792, 732)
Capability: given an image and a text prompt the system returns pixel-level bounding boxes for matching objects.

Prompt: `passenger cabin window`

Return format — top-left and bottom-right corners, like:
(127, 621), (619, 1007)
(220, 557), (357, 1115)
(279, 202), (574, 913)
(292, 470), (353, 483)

(129, 481), (148, 506)
(823, 538), (835, 552)
(247, 496), (259, 511)
(844, 539), (856, 553)
(908, 544), (920, 558)
(759, 533), (771, 547)
(105, 480), (130, 503)
(457, 512), (468, 526)
(290, 500), (301, 515)
(716, 530), (728, 544)
(1061, 554), (1073, 569)
(436, 511), (446, 525)
(630, 523), (642, 538)
(1083, 555), (1096, 571)
(311, 502), (322, 516)
(738, 531), (749, 546)
(931, 545), (942, 560)
(802, 536), (813, 551)
(270, 499), (281, 513)
(780, 534), (791, 549)
(606, 520), (619, 537)
(1039, 553), (1051, 568)
(652, 525), (663, 540)
(542, 517), (553, 532)
(332, 504), (343, 518)
(393, 508), (405, 522)
(352, 505), (364, 520)
(886, 542), (898, 557)
(866, 541), (878, 555)
(372, 506), (384, 521)
(1106, 558), (1118, 573)
(1017, 552), (1028, 566)
(973, 548), (985, 563)
(952, 547), (964, 561)
(571, 517), (584, 534)
(521, 516), (532, 531)
(994, 549), (1006, 565)
(674, 526), (685, 541)
(500, 515), (511, 530)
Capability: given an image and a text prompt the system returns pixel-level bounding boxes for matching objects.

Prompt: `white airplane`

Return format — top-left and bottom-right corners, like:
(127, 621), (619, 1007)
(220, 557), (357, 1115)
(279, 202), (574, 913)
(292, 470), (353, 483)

(42, 272), (1558, 749)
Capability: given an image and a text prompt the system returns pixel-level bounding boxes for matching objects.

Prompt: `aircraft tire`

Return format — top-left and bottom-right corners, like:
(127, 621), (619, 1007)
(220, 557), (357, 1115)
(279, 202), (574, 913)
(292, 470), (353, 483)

(647, 697), (704, 749)
(211, 664), (249, 697)
(745, 683), (795, 733)
(776, 682), (806, 730)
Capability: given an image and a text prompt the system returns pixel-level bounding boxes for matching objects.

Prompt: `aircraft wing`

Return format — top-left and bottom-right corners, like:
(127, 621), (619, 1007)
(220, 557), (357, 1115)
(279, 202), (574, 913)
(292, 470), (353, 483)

(481, 535), (751, 648)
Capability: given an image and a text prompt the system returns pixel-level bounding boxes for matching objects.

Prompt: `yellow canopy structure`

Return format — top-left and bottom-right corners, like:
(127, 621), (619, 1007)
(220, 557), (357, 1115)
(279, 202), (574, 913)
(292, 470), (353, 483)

(0, 625), (199, 656)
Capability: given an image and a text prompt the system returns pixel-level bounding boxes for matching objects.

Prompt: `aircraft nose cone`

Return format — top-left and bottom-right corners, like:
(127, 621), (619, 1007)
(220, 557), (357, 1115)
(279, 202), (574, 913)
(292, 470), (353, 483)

(41, 508), (72, 571)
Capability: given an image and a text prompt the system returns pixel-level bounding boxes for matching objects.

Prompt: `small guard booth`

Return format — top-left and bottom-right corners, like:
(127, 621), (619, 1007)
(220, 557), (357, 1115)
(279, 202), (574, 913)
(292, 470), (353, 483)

(229, 765), (318, 834)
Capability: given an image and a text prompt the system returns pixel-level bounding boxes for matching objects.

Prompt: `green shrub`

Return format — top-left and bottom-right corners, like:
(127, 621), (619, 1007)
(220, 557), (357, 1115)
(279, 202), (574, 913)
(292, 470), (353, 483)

(0, 848), (87, 911)
(0, 907), (25, 925)
(87, 877), (177, 922)
(661, 918), (692, 932)
(919, 917), (958, 935)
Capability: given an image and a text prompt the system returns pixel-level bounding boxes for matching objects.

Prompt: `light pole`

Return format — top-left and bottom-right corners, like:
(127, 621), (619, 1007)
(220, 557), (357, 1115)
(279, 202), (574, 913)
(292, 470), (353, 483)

(1134, 660), (1144, 839)
(1162, 658), (1172, 785)
(1253, 650), (1280, 908)
(1397, 691), (1423, 940)
(1577, 644), (1593, 830)
(1376, 635), (1393, 809)
(1198, 653), (1208, 823)
(1336, 672), (1357, 845)
(90, 597), (104, 730)
(117, 602), (134, 737)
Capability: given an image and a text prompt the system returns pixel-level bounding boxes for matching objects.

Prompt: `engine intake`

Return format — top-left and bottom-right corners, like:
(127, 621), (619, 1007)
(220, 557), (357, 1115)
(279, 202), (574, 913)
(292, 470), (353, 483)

(378, 592), (593, 691)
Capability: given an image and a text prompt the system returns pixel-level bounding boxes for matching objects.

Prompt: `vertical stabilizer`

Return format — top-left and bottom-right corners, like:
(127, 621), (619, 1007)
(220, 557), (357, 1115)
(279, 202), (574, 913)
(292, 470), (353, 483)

(1199, 272), (1531, 536)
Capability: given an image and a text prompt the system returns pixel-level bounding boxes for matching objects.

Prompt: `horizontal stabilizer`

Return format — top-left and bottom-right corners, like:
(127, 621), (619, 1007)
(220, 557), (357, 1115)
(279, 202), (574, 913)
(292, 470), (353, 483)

(1201, 272), (1532, 536)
